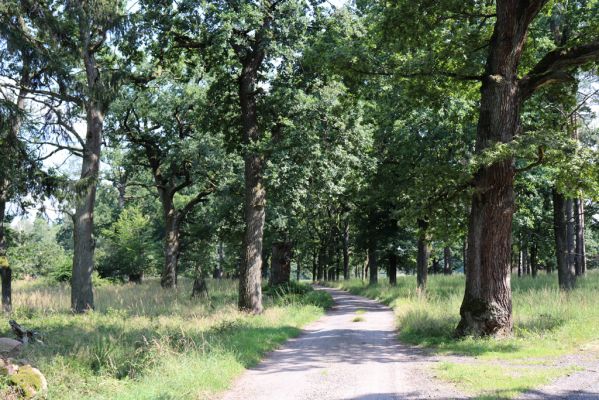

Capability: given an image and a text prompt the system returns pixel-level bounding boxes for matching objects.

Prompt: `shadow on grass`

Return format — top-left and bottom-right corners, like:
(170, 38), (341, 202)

(1, 316), (305, 382)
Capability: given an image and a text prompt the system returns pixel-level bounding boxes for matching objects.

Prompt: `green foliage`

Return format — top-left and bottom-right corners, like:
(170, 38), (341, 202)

(98, 206), (159, 279)
(7, 218), (71, 279)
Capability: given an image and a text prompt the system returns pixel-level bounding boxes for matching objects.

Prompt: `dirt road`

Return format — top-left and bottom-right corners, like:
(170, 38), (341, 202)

(221, 286), (463, 400)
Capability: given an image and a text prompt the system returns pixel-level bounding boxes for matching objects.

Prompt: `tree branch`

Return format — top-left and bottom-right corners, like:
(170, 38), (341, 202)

(519, 41), (599, 99)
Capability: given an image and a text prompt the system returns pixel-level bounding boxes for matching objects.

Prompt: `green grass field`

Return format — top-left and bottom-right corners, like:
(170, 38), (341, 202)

(331, 272), (599, 399)
(0, 279), (332, 399)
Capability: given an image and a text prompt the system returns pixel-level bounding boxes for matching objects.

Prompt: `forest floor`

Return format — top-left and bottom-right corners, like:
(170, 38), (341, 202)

(220, 286), (464, 400)
(330, 274), (599, 399)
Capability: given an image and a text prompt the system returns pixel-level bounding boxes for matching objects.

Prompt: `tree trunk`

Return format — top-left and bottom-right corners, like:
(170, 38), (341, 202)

(191, 265), (208, 298)
(161, 204), (180, 288)
(213, 242), (224, 279)
(368, 243), (378, 285)
(574, 198), (586, 276)
(518, 249), (522, 277)
(317, 247), (325, 281)
(238, 64), (265, 314)
(416, 219), (429, 292)
(523, 246), (529, 276)
(312, 250), (317, 282)
(296, 256), (301, 281)
(71, 104), (103, 313)
(343, 220), (350, 280)
(128, 272), (143, 284)
(270, 242), (292, 286)
(462, 238), (467, 275)
(553, 189), (576, 290)
(262, 251), (270, 280)
(566, 198), (577, 275)
(389, 252), (397, 285)
(456, 0), (547, 336)
(444, 246), (452, 275)
(0, 195), (11, 313)
(530, 244), (538, 278)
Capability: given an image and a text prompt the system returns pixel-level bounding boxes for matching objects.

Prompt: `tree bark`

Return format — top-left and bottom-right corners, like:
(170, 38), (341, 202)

(462, 239), (467, 275)
(296, 256), (301, 281)
(317, 247), (325, 281)
(214, 242), (224, 279)
(128, 272), (143, 284)
(238, 60), (265, 314)
(71, 103), (103, 313)
(389, 251), (397, 285)
(343, 219), (350, 280)
(523, 246), (529, 276)
(312, 249), (317, 282)
(530, 243), (538, 278)
(191, 265), (208, 298)
(368, 243), (378, 285)
(565, 198), (577, 275)
(444, 246), (452, 275)
(270, 241), (292, 286)
(574, 198), (586, 276)
(553, 189), (575, 290)
(456, 0), (547, 336)
(0, 195), (11, 313)
(161, 204), (180, 288)
(416, 219), (429, 292)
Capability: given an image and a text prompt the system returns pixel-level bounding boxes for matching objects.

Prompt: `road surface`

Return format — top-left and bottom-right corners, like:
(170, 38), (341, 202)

(221, 286), (463, 400)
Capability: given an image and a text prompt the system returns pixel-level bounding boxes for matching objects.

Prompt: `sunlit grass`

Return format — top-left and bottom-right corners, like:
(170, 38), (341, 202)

(0, 278), (331, 399)
(331, 271), (599, 398)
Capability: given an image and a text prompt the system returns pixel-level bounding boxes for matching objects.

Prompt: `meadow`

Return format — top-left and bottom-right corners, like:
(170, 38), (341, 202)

(0, 279), (332, 400)
(331, 272), (599, 399)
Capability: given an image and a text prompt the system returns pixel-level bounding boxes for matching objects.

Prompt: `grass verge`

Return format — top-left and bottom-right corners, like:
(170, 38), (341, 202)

(0, 279), (331, 399)
(330, 272), (599, 399)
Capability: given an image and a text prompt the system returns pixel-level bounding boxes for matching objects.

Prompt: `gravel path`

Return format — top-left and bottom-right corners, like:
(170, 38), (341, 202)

(220, 286), (464, 400)
(519, 352), (599, 399)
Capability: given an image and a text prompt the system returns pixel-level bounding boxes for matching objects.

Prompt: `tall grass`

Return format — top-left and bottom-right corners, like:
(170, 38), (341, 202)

(332, 272), (599, 398)
(0, 279), (331, 399)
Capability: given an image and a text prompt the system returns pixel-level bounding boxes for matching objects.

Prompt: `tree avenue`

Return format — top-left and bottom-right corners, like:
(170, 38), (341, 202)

(0, 3), (598, 386)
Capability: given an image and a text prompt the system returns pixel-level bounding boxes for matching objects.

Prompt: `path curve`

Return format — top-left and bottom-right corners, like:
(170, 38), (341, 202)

(220, 286), (463, 400)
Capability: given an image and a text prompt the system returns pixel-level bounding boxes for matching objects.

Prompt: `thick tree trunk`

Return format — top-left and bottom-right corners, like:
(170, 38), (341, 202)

(71, 105), (103, 313)
(270, 242), (292, 286)
(553, 189), (576, 290)
(238, 65), (265, 314)
(574, 198), (586, 276)
(368, 243), (378, 285)
(456, 0), (547, 336)
(161, 205), (180, 288)
(444, 246), (452, 275)
(416, 219), (429, 292)
(343, 220), (350, 280)
(389, 252), (397, 285)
